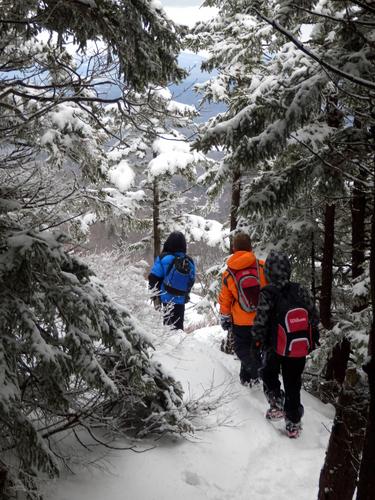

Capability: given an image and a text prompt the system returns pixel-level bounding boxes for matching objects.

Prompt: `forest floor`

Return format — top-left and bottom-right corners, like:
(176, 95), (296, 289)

(43, 299), (334, 500)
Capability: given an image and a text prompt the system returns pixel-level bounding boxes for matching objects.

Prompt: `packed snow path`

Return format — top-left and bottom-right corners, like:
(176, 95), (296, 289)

(44, 325), (333, 500)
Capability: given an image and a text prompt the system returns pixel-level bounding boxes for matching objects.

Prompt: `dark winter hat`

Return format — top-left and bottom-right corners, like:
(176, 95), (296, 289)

(264, 250), (291, 287)
(162, 231), (187, 254)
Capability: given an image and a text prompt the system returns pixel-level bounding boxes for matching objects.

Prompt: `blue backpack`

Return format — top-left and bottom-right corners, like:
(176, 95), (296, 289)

(163, 255), (194, 296)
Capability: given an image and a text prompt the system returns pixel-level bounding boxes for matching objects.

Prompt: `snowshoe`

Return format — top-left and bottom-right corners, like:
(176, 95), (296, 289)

(285, 420), (302, 438)
(266, 407), (285, 421)
(264, 389), (285, 420)
(240, 377), (260, 388)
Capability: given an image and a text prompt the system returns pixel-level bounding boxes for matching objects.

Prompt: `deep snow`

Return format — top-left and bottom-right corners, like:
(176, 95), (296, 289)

(43, 305), (334, 500)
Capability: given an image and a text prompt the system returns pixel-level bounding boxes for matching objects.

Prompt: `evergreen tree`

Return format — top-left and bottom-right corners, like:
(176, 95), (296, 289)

(0, 1), (193, 497)
(188, 0), (375, 495)
(105, 84), (222, 258)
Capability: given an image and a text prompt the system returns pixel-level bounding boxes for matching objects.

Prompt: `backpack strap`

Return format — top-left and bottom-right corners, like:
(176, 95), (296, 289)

(223, 271), (229, 287)
(185, 254), (194, 265)
(255, 259), (260, 280)
(160, 252), (181, 277)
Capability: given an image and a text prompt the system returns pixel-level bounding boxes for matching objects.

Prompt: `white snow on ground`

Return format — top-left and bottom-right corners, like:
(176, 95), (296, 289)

(43, 306), (333, 500)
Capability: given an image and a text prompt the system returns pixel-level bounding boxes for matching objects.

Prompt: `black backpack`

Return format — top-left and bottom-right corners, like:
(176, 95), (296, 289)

(267, 283), (313, 358)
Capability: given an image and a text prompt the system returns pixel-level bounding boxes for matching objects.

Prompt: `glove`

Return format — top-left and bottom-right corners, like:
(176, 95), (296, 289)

(220, 314), (232, 331)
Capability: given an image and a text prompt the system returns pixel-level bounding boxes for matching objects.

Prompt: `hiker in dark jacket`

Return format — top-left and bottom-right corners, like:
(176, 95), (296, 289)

(148, 231), (195, 330)
(252, 250), (319, 438)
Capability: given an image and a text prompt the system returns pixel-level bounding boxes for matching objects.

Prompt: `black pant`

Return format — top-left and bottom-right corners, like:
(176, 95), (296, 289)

(262, 350), (305, 423)
(163, 303), (185, 330)
(233, 325), (261, 381)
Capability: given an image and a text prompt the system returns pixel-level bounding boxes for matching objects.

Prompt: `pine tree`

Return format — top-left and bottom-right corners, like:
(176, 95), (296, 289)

(188, 0), (375, 495)
(0, 1), (192, 497)
(104, 84), (221, 257)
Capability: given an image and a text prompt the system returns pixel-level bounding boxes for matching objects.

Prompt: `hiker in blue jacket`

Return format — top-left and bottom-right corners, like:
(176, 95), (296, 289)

(148, 231), (195, 330)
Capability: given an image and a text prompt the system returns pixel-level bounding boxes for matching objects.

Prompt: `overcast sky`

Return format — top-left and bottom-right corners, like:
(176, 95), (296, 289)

(162, 0), (203, 6)
(162, 0), (217, 27)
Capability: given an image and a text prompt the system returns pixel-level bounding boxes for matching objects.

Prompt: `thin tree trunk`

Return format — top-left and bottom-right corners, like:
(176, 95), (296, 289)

(0, 463), (7, 498)
(320, 203), (335, 329)
(311, 226), (316, 302)
(356, 167), (375, 500)
(229, 167), (241, 254)
(352, 180), (366, 281)
(325, 338), (351, 385)
(357, 356), (375, 500)
(153, 178), (161, 259)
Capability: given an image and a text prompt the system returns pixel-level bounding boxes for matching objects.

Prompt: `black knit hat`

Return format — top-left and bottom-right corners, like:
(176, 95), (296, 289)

(162, 231), (187, 254)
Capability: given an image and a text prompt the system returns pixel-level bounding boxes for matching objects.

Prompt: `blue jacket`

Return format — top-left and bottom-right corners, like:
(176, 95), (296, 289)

(149, 252), (196, 304)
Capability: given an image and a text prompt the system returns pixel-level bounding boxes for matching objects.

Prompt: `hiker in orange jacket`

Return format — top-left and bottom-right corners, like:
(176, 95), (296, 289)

(219, 232), (267, 385)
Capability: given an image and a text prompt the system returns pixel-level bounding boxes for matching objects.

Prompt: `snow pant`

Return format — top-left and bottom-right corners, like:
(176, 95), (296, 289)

(261, 350), (305, 423)
(163, 303), (185, 330)
(232, 325), (262, 382)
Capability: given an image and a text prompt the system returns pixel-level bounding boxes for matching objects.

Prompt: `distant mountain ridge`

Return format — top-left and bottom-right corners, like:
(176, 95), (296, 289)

(171, 51), (226, 122)
(98, 51), (225, 122)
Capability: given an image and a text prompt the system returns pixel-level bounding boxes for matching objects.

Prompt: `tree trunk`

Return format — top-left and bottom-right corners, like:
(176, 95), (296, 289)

(153, 178), (161, 259)
(0, 463), (7, 498)
(351, 180), (366, 281)
(311, 226), (316, 302)
(318, 374), (367, 500)
(356, 170), (375, 500)
(356, 356), (375, 500)
(229, 167), (241, 254)
(320, 203), (335, 329)
(325, 338), (351, 385)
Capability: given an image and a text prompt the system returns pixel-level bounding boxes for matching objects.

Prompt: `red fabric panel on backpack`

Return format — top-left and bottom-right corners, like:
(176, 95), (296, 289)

(288, 339), (309, 357)
(285, 308), (309, 333)
(239, 276), (260, 307)
(276, 324), (287, 356)
(234, 268), (257, 280)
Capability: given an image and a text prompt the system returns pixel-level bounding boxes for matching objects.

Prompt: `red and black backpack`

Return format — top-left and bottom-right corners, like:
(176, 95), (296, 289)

(268, 283), (313, 358)
(225, 260), (261, 313)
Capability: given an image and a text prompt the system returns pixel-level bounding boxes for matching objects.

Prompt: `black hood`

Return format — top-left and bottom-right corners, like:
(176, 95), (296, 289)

(162, 231), (187, 254)
(264, 250), (291, 288)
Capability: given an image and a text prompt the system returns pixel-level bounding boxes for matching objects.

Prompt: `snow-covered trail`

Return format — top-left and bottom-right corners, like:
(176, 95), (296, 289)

(44, 325), (333, 500)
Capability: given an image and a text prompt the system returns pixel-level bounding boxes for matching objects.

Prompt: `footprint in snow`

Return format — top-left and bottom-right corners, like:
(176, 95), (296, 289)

(182, 470), (203, 486)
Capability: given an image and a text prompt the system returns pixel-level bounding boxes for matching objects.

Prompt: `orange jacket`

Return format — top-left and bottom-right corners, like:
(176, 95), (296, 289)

(219, 251), (267, 326)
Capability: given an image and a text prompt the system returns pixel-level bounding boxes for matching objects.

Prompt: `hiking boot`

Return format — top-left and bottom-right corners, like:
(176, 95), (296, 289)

(285, 420), (302, 438)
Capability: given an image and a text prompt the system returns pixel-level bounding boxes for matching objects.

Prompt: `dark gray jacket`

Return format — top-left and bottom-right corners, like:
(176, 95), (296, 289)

(252, 251), (319, 349)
